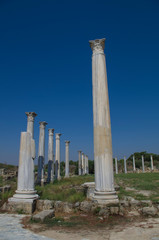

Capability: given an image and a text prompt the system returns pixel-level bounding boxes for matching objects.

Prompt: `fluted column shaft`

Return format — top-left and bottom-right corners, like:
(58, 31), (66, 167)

(142, 155), (145, 173)
(133, 155), (136, 172)
(89, 38), (117, 202)
(115, 157), (118, 174)
(81, 153), (84, 175)
(78, 151), (82, 175)
(37, 121), (47, 185)
(55, 133), (61, 180)
(13, 112), (38, 200)
(151, 155), (154, 171)
(47, 129), (54, 183)
(124, 156), (127, 174)
(65, 141), (70, 177)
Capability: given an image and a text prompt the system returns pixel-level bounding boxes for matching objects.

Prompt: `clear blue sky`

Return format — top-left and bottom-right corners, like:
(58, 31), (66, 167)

(0, 0), (159, 165)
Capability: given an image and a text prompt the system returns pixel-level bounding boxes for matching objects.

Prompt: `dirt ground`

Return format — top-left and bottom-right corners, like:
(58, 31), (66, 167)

(22, 213), (159, 240)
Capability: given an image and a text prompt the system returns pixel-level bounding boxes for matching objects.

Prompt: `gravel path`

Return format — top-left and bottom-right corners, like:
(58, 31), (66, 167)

(0, 214), (54, 240)
(1, 214), (159, 240)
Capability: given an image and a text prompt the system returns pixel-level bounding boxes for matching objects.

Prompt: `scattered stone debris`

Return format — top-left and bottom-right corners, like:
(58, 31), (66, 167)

(32, 210), (55, 222)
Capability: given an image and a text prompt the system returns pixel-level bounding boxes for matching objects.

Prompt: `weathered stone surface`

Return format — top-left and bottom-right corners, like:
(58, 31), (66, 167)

(130, 199), (141, 207)
(54, 201), (64, 212)
(1, 199), (36, 214)
(80, 201), (93, 212)
(142, 206), (158, 216)
(74, 202), (80, 208)
(140, 200), (152, 207)
(99, 208), (109, 216)
(63, 202), (73, 213)
(110, 206), (119, 215)
(127, 210), (140, 217)
(33, 210), (55, 222)
(36, 200), (54, 211)
(119, 200), (129, 207)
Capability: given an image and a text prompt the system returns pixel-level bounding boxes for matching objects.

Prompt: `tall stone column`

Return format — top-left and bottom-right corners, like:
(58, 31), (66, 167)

(151, 155), (154, 171)
(47, 129), (54, 183)
(133, 155), (136, 172)
(55, 133), (62, 180)
(37, 121), (47, 185)
(78, 151), (82, 175)
(124, 156), (127, 174)
(10, 112), (38, 202)
(25, 112), (37, 138)
(89, 38), (118, 203)
(142, 155), (145, 173)
(81, 153), (84, 175)
(115, 157), (118, 174)
(84, 155), (87, 175)
(65, 141), (70, 178)
(86, 155), (89, 174)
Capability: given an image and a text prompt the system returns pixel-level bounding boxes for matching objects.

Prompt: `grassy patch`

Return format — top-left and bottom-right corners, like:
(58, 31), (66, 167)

(35, 175), (94, 203)
(115, 173), (159, 202)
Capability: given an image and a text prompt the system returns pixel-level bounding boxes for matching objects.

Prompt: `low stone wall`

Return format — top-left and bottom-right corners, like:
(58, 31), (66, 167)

(2, 197), (159, 217)
(35, 198), (159, 217)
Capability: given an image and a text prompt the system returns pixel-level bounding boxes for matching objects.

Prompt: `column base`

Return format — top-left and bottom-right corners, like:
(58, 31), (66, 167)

(13, 190), (39, 200)
(93, 190), (119, 205)
(4, 197), (37, 214)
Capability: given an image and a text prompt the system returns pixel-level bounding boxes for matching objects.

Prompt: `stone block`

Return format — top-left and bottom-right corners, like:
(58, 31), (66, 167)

(80, 201), (93, 212)
(110, 206), (119, 215)
(1, 198), (36, 214)
(33, 210), (55, 222)
(142, 206), (158, 216)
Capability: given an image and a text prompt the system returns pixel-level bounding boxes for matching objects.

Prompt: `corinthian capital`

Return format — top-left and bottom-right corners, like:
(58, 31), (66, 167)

(89, 38), (105, 54)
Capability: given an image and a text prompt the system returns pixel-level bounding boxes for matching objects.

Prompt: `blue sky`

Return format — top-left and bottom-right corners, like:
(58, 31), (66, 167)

(0, 0), (159, 165)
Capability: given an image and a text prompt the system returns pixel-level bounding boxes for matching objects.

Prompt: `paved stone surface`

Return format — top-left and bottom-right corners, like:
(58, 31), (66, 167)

(0, 214), (54, 240)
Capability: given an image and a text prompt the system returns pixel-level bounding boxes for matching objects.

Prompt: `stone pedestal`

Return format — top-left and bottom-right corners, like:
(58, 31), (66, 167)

(133, 155), (136, 172)
(65, 141), (70, 178)
(115, 157), (118, 174)
(7, 198), (36, 214)
(47, 129), (54, 183)
(55, 133), (62, 180)
(142, 155), (145, 173)
(151, 155), (154, 171)
(37, 121), (47, 185)
(78, 151), (82, 175)
(124, 156), (127, 174)
(89, 38), (118, 204)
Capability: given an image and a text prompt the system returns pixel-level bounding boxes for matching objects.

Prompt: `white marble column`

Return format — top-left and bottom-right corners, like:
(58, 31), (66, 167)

(37, 121), (47, 185)
(151, 155), (154, 171)
(12, 112), (38, 200)
(142, 155), (145, 173)
(25, 112), (37, 138)
(89, 38), (118, 203)
(65, 141), (70, 178)
(124, 156), (127, 174)
(115, 157), (118, 174)
(26, 112), (37, 192)
(55, 133), (62, 180)
(133, 155), (136, 172)
(86, 155), (89, 174)
(78, 151), (82, 175)
(83, 155), (86, 175)
(47, 129), (54, 183)
(81, 152), (84, 175)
